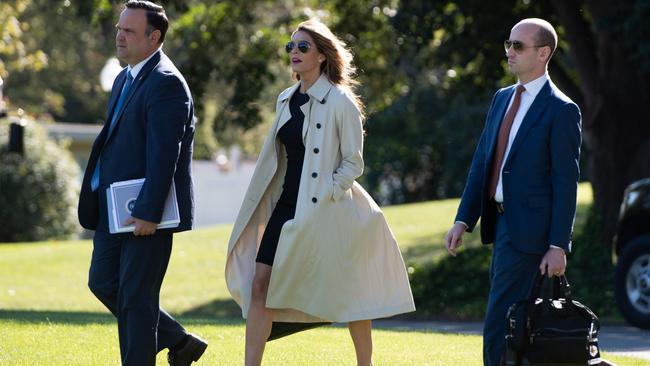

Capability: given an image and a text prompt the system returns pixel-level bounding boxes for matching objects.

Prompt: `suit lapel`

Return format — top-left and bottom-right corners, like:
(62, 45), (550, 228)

(105, 71), (126, 125)
(504, 81), (552, 164)
(106, 51), (162, 142)
(486, 87), (515, 162)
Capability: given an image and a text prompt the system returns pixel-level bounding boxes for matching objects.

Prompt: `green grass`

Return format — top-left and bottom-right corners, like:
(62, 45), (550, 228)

(1, 183), (647, 365)
(0, 314), (485, 365)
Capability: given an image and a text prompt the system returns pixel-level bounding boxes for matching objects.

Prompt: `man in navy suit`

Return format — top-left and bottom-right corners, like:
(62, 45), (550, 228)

(78, 2), (206, 365)
(444, 18), (582, 366)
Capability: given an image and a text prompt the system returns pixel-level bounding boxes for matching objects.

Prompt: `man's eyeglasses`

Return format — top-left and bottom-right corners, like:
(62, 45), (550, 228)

(285, 40), (311, 54)
(504, 40), (546, 53)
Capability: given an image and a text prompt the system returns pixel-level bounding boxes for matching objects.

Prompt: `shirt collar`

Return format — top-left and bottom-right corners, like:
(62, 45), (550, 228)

(127, 46), (162, 80)
(518, 72), (549, 98)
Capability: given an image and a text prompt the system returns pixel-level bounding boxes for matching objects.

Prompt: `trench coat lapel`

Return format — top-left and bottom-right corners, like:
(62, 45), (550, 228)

(300, 101), (311, 144)
(275, 83), (300, 137)
(302, 74), (334, 143)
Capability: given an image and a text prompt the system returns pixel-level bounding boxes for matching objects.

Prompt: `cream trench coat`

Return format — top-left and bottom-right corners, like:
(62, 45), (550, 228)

(225, 74), (415, 323)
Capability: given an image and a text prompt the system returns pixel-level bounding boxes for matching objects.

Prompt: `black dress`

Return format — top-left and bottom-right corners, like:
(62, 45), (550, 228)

(257, 90), (332, 341)
(256, 90), (310, 265)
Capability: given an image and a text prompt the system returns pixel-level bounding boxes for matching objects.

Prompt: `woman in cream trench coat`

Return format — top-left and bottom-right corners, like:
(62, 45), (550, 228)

(226, 20), (414, 365)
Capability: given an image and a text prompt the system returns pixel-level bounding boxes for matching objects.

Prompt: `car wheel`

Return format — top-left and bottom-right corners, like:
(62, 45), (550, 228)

(615, 234), (650, 329)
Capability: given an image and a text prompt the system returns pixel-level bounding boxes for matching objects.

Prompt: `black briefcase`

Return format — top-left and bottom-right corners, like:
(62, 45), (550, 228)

(502, 273), (601, 366)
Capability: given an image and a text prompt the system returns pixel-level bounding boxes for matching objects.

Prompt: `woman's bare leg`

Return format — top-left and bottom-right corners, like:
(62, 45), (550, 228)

(245, 263), (273, 366)
(348, 319), (373, 366)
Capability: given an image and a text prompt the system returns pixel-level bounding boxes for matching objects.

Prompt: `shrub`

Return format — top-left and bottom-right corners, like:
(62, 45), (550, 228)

(0, 117), (80, 242)
(193, 117), (218, 160)
(408, 205), (617, 320)
(566, 207), (618, 317)
(409, 246), (491, 320)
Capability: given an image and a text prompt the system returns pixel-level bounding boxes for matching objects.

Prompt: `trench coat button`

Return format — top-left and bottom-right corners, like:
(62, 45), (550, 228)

(312, 172), (318, 178)
(316, 123), (322, 129)
(312, 197), (318, 203)
(313, 148), (319, 154)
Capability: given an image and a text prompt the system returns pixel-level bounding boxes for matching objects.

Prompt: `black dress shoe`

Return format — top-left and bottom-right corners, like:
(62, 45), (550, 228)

(168, 333), (208, 366)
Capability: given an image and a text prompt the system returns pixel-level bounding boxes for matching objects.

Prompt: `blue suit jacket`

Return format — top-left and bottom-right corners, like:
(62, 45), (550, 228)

(78, 50), (195, 232)
(455, 80), (581, 254)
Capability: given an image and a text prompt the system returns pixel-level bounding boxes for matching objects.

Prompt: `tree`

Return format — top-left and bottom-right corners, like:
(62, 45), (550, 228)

(341, 0), (649, 246)
(550, 0), (650, 245)
(0, 1), (48, 87)
(1, 0), (114, 121)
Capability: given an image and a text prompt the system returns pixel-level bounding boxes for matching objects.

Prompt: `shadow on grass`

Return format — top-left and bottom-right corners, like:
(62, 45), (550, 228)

(0, 299), (244, 326)
(179, 297), (242, 319)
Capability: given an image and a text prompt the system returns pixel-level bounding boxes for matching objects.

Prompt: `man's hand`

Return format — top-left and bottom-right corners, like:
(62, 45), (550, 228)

(124, 217), (157, 236)
(539, 247), (566, 277)
(445, 222), (467, 257)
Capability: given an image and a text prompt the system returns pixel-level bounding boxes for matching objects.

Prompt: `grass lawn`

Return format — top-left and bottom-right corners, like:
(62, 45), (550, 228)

(1, 183), (646, 365)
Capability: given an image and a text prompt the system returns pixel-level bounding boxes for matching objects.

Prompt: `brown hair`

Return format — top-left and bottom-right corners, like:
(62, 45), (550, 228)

(293, 19), (365, 118)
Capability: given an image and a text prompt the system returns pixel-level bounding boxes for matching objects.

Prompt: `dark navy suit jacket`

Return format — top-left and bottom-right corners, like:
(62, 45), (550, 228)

(455, 80), (581, 254)
(78, 50), (195, 232)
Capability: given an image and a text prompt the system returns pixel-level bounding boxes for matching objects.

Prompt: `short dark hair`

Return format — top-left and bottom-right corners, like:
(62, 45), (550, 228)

(124, 1), (168, 44)
(535, 26), (557, 60)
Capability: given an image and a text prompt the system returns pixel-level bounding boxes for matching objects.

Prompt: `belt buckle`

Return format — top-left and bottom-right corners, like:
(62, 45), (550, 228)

(495, 202), (505, 214)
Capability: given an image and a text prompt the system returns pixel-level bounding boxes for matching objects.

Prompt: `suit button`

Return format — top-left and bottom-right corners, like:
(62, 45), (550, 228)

(312, 172), (318, 178)
(313, 148), (319, 154)
(312, 197), (318, 203)
(316, 123), (322, 129)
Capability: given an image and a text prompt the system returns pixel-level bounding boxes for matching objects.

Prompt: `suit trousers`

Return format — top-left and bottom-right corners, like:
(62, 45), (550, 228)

(483, 214), (543, 366)
(88, 190), (187, 365)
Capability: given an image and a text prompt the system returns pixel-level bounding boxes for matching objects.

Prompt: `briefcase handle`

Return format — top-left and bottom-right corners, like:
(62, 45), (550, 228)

(529, 272), (574, 303)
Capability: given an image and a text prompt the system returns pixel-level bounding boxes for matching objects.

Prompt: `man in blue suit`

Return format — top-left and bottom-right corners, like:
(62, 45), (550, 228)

(444, 18), (582, 366)
(78, 2), (207, 365)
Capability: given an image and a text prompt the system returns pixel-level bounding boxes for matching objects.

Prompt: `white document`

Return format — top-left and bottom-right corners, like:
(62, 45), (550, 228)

(106, 178), (180, 234)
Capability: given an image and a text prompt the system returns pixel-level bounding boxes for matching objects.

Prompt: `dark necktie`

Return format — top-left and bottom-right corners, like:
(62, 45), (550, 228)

(90, 72), (135, 191)
(488, 84), (525, 200)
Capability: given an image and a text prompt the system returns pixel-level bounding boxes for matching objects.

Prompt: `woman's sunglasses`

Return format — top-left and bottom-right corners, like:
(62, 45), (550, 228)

(285, 40), (311, 54)
(504, 40), (545, 53)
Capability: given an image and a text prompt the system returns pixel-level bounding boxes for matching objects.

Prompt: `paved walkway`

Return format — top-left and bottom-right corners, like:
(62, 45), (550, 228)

(374, 320), (650, 361)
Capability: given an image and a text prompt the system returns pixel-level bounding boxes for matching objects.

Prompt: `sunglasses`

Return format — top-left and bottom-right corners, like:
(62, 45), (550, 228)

(285, 40), (311, 54)
(504, 40), (546, 53)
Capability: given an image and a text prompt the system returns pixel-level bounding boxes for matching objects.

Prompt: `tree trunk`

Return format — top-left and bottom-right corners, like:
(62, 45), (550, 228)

(552, 0), (650, 246)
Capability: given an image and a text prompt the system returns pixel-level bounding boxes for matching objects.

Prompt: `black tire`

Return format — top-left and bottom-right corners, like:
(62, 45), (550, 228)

(615, 234), (650, 329)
